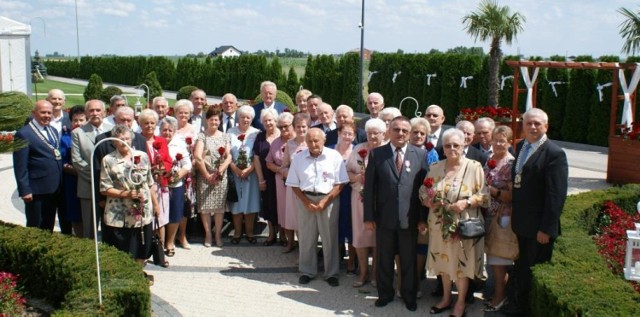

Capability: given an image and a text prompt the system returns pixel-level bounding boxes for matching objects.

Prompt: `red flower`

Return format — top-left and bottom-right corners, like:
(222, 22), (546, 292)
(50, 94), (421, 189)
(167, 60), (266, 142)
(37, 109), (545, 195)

(5, 133), (13, 142)
(487, 159), (497, 169)
(238, 134), (246, 142)
(357, 148), (368, 159)
(185, 137), (193, 145)
(133, 155), (141, 164)
(218, 146), (225, 155)
(153, 141), (162, 150)
(284, 108), (291, 113)
(423, 177), (434, 188)
(175, 153), (183, 161)
(425, 142), (434, 151)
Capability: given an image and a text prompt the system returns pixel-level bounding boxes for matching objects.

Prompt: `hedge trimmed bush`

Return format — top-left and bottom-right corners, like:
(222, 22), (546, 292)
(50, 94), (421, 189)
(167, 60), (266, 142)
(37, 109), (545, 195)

(530, 184), (640, 316)
(0, 222), (150, 316)
(100, 86), (123, 105)
(254, 90), (296, 112)
(84, 74), (104, 102)
(177, 85), (199, 101)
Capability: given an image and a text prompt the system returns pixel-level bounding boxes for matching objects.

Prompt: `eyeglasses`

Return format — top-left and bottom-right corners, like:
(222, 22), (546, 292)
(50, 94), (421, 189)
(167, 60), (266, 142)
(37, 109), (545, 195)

(392, 128), (410, 134)
(277, 124), (291, 130)
(443, 143), (462, 149)
(425, 113), (439, 118)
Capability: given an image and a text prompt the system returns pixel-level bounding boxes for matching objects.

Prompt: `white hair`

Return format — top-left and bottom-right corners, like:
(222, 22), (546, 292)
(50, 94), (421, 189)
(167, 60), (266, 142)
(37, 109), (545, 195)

(523, 108), (549, 124)
(237, 105), (256, 120)
(174, 99), (194, 113)
(379, 107), (401, 119)
(260, 81), (277, 91)
(364, 118), (387, 133)
(260, 108), (278, 124)
(335, 104), (354, 118)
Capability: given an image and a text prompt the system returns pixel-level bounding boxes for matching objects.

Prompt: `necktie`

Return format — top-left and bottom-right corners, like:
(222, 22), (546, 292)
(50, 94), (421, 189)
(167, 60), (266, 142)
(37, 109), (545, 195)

(517, 143), (532, 172)
(45, 127), (55, 145)
(395, 147), (403, 174)
(226, 116), (233, 132)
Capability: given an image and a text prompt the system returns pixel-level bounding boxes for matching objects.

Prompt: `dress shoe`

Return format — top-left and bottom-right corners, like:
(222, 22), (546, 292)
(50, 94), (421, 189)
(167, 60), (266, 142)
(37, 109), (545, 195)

(352, 279), (367, 288)
(299, 275), (312, 285)
(405, 301), (417, 312)
(374, 298), (392, 307)
(326, 277), (339, 287)
(429, 302), (452, 314)
(484, 297), (508, 312)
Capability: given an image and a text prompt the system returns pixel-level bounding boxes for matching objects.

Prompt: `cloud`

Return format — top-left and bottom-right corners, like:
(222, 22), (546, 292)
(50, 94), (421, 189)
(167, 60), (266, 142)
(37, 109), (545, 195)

(101, 0), (137, 17)
(0, 0), (31, 10)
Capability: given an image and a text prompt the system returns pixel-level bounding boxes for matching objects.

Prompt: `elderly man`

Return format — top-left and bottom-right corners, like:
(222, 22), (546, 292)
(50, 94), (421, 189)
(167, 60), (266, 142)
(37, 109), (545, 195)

(473, 117), (496, 155)
(252, 81), (286, 131)
(357, 92), (385, 130)
(325, 104), (367, 147)
(189, 89), (208, 133)
(286, 128), (348, 287)
(503, 108), (568, 314)
(456, 120), (488, 165)
(219, 93), (239, 133)
(364, 116), (429, 312)
(105, 95), (140, 132)
(312, 103), (337, 133)
(152, 96), (172, 135)
(424, 105), (448, 158)
(307, 94), (323, 126)
(46, 89), (72, 137)
(71, 99), (114, 238)
(13, 100), (63, 231)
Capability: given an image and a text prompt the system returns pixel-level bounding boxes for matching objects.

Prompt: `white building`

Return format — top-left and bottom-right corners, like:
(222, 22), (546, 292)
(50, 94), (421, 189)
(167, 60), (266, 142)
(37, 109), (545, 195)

(209, 45), (242, 58)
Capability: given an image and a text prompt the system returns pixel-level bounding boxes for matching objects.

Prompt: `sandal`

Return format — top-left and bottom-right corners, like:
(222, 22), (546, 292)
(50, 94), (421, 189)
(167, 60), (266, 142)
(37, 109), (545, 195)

(231, 237), (241, 245)
(165, 248), (175, 257)
(245, 236), (257, 244)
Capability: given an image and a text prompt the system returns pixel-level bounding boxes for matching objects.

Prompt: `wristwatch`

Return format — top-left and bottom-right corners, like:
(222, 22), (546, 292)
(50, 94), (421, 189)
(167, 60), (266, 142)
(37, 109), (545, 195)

(466, 198), (472, 208)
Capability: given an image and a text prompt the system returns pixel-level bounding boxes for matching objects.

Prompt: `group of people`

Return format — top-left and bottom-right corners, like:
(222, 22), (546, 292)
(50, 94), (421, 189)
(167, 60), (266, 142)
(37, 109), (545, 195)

(13, 82), (568, 315)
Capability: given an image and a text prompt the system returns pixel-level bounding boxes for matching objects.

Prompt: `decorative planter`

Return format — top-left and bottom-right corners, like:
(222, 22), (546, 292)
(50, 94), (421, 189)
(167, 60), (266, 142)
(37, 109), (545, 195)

(607, 136), (640, 184)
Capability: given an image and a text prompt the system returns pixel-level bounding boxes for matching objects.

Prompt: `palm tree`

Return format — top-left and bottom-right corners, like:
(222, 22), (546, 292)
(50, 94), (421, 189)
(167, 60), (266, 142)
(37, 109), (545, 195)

(462, 0), (526, 107)
(619, 6), (640, 55)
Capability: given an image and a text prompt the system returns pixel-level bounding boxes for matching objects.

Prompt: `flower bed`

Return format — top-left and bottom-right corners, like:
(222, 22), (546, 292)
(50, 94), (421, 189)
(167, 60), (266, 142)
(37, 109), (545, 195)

(455, 106), (517, 123)
(593, 201), (640, 293)
(0, 271), (26, 316)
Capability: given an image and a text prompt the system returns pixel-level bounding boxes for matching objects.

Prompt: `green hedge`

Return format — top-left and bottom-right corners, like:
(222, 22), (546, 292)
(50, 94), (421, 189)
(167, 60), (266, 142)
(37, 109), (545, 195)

(530, 184), (640, 316)
(0, 222), (150, 316)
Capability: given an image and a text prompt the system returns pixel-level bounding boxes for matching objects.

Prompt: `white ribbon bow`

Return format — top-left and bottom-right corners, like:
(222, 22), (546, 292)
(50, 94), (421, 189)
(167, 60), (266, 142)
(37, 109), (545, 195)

(367, 71), (378, 81)
(617, 62), (640, 128)
(547, 81), (565, 97)
(460, 76), (473, 88)
(426, 73), (437, 86)
(596, 82), (613, 102)
(500, 75), (514, 90)
(392, 71), (402, 83)
(520, 66), (540, 111)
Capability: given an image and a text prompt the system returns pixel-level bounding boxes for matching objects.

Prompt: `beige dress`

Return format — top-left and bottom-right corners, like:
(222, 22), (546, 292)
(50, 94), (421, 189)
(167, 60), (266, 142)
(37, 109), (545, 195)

(345, 143), (376, 248)
(196, 132), (231, 213)
(421, 158), (490, 280)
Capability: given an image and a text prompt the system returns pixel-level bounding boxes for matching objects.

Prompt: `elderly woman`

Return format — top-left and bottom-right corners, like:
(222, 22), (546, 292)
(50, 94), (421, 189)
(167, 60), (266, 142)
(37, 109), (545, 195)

(159, 116), (192, 256)
(138, 109), (172, 264)
(266, 112), (295, 246)
(228, 105), (261, 244)
(410, 117), (440, 164)
(280, 112), (310, 253)
(100, 125), (159, 270)
(295, 89), (312, 114)
(420, 129), (489, 317)
(173, 99), (198, 249)
(194, 107), (232, 247)
(346, 118), (387, 287)
(332, 121), (356, 275)
(483, 126), (516, 312)
(252, 108), (280, 245)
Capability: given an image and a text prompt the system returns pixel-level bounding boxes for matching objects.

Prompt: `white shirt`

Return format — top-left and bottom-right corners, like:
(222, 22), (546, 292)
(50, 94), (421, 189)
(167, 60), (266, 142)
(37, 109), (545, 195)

(429, 127), (442, 147)
(391, 143), (408, 162)
(167, 137), (192, 188)
(286, 147), (349, 194)
(191, 113), (204, 133)
(50, 112), (64, 136)
(222, 113), (236, 133)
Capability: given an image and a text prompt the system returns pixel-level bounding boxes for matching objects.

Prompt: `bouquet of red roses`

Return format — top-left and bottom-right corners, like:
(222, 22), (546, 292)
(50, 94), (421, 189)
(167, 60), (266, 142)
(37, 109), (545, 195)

(236, 134), (250, 169)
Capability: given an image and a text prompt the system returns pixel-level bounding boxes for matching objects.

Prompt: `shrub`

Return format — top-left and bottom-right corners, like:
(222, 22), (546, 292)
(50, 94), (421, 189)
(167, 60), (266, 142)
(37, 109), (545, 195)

(0, 271), (26, 315)
(83, 74), (104, 102)
(0, 222), (150, 315)
(0, 92), (32, 132)
(143, 71), (163, 101)
(100, 86), (123, 105)
(254, 90), (296, 112)
(176, 85), (199, 101)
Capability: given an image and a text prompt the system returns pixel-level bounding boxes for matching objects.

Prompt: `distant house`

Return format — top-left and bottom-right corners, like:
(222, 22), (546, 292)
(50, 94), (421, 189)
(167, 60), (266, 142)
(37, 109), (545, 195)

(348, 48), (373, 61)
(209, 45), (242, 58)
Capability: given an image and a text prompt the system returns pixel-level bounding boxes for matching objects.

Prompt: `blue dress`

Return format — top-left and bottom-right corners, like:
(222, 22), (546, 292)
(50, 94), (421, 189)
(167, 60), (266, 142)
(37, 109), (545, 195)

(329, 144), (353, 245)
(60, 126), (82, 222)
(228, 126), (261, 214)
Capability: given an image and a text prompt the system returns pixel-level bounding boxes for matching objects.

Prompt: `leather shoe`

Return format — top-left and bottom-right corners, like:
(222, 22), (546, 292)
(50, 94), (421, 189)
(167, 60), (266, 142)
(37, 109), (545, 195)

(299, 275), (312, 285)
(405, 301), (417, 311)
(326, 277), (339, 287)
(374, 298), (392, 307)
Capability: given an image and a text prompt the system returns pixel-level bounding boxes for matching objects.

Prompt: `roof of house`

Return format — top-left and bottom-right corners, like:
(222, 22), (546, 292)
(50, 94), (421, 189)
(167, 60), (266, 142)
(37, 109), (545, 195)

(210, 45), (241, 55)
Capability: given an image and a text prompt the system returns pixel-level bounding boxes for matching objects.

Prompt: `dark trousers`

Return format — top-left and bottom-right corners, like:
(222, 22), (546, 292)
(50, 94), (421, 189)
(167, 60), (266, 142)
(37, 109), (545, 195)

(375, 226), (417, 304)
(507, 234), (554, 311)
(57, 194), (72, 235)
(25, 192), (59, 231)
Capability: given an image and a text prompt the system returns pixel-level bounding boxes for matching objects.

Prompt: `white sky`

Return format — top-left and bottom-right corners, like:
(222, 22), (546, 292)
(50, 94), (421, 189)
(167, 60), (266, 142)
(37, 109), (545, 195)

(1, 0), (637, 58)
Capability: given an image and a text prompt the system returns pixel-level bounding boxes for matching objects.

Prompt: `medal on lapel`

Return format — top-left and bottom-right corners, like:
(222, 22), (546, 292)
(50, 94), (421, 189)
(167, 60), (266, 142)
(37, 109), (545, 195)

(514, 174), (522, 188)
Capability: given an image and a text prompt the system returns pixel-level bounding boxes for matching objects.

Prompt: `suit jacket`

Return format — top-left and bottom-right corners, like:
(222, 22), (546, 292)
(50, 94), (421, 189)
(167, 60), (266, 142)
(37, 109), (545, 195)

(13, 122), (63, 196)
(465, 145), (489, 166)
(511, 139), (568, 239)
(71, 122), (113, 199)
(433, 127), (448, 159)
(325, 127), (367, 148)
(252, 101), (286, 131)
(363, 144), (429, 230)
(25, 112), (71, 139)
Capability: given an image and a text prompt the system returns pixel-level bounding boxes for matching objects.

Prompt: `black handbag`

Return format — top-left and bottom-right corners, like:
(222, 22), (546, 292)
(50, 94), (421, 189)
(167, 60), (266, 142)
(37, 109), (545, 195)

(458, 216), (485, 239)
(227, 169), (239, 202)
(151, 219), (167, 267)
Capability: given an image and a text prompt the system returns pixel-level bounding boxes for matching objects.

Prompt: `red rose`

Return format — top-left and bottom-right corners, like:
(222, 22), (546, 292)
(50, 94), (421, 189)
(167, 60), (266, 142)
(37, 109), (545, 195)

(357, 148), (368, 159)
(423, 177), (434, 188)
(284, 108), (291, 113)
(487, 159), (497, 169)
(425, 142), (434, 151)
(185, 137), (193, 145)
(153, 141), (162, 150)
(218, 146), (225, 155)
(133, 155), (141, 164)
(5, 133), (14, 142)
(238, 134), (246, 142)
(175, 153), (183, 161)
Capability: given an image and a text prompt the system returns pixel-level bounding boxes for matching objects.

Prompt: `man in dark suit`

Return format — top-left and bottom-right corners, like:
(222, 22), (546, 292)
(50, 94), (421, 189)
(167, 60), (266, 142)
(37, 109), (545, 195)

(219, 93), (238, 133)
(502, 108), (568, 314)
(13, 100), (63, 231)
(364, 116), (429, 312)
(356, 92), (385, 130)
(252, 81), (286, 131)
(457, 120), (488, 166)
(325, 105), (367, 147)
(424, 105), (448, 159)
(311, 102), (337, 133)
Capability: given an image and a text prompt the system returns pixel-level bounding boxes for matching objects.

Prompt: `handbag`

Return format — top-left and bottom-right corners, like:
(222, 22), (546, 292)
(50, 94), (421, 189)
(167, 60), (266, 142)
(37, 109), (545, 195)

(486, 211), (519, 260)
(227, 169), (239, 202)
(151, 218), (168, 267)
(458, 216), (485, 239)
